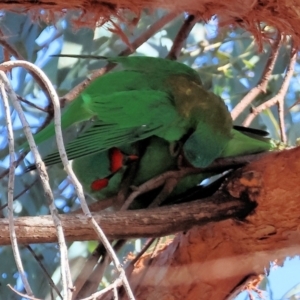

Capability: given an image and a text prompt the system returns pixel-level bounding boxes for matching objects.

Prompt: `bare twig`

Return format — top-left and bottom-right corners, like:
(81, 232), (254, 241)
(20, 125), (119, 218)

(73, 196), (116, 213)
(0, 59), (135, 299)
(0, 31), (52, 103)
(121, 170), (182, 211)
(126, 238), (156, 276)
(7, 285), (41, 300)
(277, 47), (297, 143)
(80, 276), (123, 300)
(75, 240), (126, 299)
(167, 14), (199, 60)
(0, 62), (73, 299)
(0, 179), (38, 211)
(0, 72), (34, 297)
(287, 98), (300, 111)
(26, 245), (63, 299)
(148, 177), (179, 208)
(243, 45), (297, 142)
(0, 152), (27, 180)
(231, 35), (282, 121)
(121, 150), (273, 211)
(0, 37), (25, 60)
(72, 162), (140, 298)
(121, 12), (179, 57)
(1, 61), (135, 299)
(71, 244), (106, 299)
(76, 256), (112, 299)
(17, 95), (48, 112)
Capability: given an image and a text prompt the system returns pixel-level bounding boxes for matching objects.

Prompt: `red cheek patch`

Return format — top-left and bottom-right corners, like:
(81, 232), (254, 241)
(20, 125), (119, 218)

(91, 178), (109, 191)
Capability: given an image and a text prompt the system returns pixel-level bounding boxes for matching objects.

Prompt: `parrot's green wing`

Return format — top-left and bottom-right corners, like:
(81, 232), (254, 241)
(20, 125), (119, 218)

(40, 89), (187, 166)
(20, 56), (201, 153)
(20, 70), (162, 151)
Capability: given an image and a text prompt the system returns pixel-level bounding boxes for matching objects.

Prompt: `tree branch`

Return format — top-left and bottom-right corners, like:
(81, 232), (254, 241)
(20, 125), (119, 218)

(0, 194), (253, 245)
(167, 14), (199, 60)
(243, 45), (297, 134)
(231, 35), (282, 121)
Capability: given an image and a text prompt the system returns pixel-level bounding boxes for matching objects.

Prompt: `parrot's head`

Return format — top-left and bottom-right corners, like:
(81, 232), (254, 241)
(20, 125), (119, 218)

(183, 132), (212, 168)
(183, 127), (225, 169)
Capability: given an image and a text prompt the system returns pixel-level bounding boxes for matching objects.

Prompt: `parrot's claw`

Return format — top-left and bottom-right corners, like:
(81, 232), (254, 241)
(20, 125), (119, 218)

(169, 141), (182, 157)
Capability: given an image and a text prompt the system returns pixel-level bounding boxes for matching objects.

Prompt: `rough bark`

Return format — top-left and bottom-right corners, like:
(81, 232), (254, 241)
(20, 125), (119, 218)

(1, 1), (300, 48)
(124, 146), (300, 300)
(0, 194), (251, 245)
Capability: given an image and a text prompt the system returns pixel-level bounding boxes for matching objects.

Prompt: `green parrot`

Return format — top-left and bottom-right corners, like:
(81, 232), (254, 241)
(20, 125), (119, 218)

(70, 135), (207, 206)
(72, 126), (270, 207)
(20, 56), (275, 170)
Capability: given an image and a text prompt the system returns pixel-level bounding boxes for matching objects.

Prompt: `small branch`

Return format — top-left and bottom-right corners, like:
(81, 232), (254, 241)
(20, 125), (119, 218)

(287, 97), (300, 111)
(0, 31), (52, 103)
(126, 238), (156, 276)
(80, 276), (123, 300)
(231, 35), (282, 121)
(26, 245), (63, 299)
(7, 285), (41, 300)
(278, 46), (297, 143)
(0, 36), (25, 61)
(0, 179), (38, 211)
(121, 12), (179, 57)
(0, 152), (26, 180)
(73, 162), (140, 297)
(16, 95), (48, 112)
(148, 177), (179, 208)
(75, 240), (126, 299)
(243, 45), (297, 135)
(121, 170), (180, 210)
(0, 62), (73, 299)
(167, 14), (199, 60)
(0, 72), (34, 297)
(1, 61), (135, 299)
(71, 243), (107, 299)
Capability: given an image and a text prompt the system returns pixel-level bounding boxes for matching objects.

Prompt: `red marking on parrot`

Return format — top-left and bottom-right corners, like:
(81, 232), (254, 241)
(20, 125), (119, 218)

(109, 148), (124, 173)
(109, 148), (138, 172)
(91, 178), (109, 191)
(90, 148), (139, 192)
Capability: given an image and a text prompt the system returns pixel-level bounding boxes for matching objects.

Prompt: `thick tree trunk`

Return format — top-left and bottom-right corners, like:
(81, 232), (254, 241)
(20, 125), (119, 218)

(1, 1), (300, 48)
(125, 147), (300, 300)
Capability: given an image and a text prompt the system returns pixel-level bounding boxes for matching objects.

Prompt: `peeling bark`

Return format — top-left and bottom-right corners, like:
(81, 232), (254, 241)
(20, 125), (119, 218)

(1, 1), (300, 48)
(125, 147), (300, 300)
